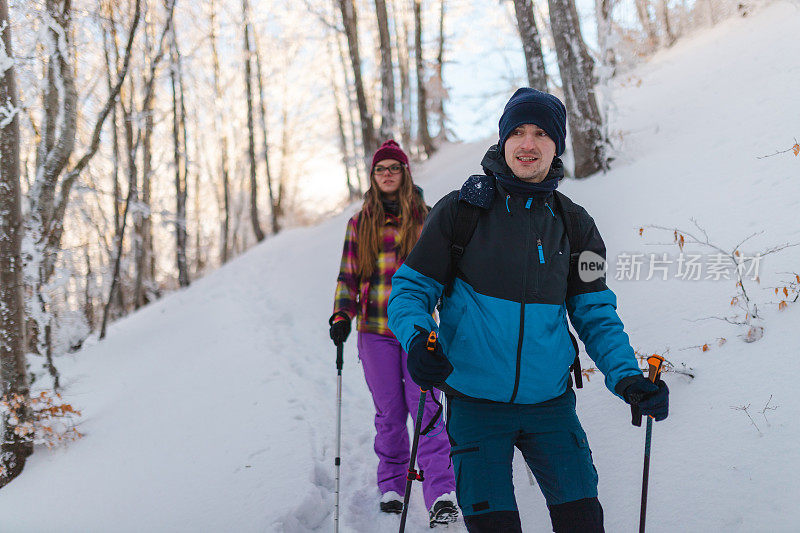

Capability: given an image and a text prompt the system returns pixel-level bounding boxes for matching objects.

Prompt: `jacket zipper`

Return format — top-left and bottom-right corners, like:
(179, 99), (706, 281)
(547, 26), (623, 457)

(510, 197), (534, 403)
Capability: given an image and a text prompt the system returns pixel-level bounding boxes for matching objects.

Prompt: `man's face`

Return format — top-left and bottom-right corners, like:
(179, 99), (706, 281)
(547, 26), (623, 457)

(503, 124), (557, 183)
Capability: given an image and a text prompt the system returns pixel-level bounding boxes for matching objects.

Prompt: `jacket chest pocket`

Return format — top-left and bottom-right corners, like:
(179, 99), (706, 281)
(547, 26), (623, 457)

(533, 237), (570, 303)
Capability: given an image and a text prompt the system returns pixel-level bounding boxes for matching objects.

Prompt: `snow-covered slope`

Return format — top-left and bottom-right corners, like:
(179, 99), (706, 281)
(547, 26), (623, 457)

(2, 3), (800, 531)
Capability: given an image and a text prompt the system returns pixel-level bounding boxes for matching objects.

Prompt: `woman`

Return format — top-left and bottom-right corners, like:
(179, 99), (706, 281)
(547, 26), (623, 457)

(328, 140), (457, 526)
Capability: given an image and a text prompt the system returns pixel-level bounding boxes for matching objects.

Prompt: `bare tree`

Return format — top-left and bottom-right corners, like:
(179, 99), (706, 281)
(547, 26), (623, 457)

(595, 0), (617, 73)
(634, 0), (659, 50)
(392, 0), (413, 153)
(327, 34), (360, 200)
(337, 0), (377, 159)
(169, 13), (190, 287)
(0, 0), (33, 487)
(101, 0), (174, 340)
(242, 0), (265, 242)
(413, 0), (434, 156)
(433, 0), (448, 142)
(209, 0), (231, 263)
(547, 0), (609, 177)
(512, 0), (548, 91)
(656, 0), (676, 47)
(252, 30), (280, 234)
(374, 0), (396, 141)
(334, 25), (366, 191)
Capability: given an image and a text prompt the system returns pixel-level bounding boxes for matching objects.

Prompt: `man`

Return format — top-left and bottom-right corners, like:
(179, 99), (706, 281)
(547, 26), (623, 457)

(387, 88), (669, 533)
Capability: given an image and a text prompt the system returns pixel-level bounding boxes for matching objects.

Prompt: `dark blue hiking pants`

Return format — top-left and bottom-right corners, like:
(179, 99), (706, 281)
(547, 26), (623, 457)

(447, 389), (604, 532)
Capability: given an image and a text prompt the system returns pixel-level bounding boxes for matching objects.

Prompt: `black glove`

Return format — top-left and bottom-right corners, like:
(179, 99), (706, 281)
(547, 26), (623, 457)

(406, 327), (453, 391)
(329, 312), (351, 346)
(621, 376), (669, 422)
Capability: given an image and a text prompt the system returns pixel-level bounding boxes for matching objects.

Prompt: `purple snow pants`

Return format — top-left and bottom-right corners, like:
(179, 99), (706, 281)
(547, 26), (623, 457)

(357, 331), (455, 509)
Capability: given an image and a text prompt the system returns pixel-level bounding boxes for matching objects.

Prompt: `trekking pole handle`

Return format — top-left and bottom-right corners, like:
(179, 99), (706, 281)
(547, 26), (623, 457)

(426, 331), (438, 352)
(647, 355), (664, 384)
(632, 355), (665, 426)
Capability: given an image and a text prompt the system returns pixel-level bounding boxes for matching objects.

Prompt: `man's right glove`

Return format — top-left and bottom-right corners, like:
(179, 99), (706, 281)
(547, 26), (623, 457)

(328, 312), (351, 346)
(620, 375), (669, 421)
(406, 327), (453, 391)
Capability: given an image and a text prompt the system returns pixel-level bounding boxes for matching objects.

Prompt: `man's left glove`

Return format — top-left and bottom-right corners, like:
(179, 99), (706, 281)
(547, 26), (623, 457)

(406, 327), (453, 391)
(619, 375), (669, 421)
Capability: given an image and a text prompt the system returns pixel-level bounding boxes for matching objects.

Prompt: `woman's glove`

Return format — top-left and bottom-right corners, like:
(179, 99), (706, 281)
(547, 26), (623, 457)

(329, 312), (351, 346)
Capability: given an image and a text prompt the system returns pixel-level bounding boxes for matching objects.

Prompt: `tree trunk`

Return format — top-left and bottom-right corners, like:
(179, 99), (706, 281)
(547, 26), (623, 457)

(0, 0), (33, 487)
(657, 0), (676, 47)
(327, 35), (359, 200)
(252, 30), (280, 234)
(335, 28), (366, 192)
(634, 0), (658, 50)
(595, 0), (617, 73)
(337, 0), (377, 159)
(512, 0), (548, 91)
(413, 0), (434, 157)
(548, 0), (609, 177)
(242, 0), (265, 242)
(170, 26), (190, 288)
(393, 0), (413, 153)
(209, 0), (230, 264)
(374, 0), (396, 142)
(433, 0), (447, 142)
(134, 10), (156, 308)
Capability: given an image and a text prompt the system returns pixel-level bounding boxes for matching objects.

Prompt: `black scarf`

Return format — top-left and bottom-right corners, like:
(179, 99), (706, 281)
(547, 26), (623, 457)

(480, 144), (563, 196)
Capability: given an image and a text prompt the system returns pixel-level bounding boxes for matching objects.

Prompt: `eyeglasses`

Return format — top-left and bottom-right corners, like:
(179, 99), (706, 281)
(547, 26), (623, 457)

(374, 164), (403, 175)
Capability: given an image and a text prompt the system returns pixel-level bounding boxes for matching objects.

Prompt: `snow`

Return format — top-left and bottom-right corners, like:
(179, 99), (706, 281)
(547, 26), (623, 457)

(2, 2), (800, 531)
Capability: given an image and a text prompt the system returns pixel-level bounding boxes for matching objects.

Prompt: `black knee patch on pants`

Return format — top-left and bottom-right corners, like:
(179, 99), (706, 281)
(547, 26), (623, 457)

(464, 510), (522, 533)
(548, 497), (604, 533)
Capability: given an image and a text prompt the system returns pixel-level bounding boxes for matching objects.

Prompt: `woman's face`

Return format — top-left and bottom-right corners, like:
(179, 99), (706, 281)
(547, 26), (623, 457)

(373, 159), (404, 198)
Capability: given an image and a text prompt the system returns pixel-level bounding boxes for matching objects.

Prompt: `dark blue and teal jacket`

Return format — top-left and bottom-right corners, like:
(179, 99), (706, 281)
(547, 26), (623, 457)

(387, 147), (642, 404)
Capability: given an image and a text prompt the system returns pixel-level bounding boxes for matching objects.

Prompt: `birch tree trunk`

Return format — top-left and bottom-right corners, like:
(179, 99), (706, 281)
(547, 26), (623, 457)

(374, 0), (396, 142)
(0, 0), (33, 487)
(242, 0), (265, 242)
(337, 0), (377, 159)
(413, 0), (434, 156)
(548, 0), (609, 177)
(512, 0), (548, 91)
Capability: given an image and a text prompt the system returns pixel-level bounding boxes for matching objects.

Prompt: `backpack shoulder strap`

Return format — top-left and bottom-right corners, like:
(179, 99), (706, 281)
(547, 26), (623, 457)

(445, 201), (481, 297)
(552, 190), (586, 389)
(442, 174), (495, 298)
(552, 190), (583, 279)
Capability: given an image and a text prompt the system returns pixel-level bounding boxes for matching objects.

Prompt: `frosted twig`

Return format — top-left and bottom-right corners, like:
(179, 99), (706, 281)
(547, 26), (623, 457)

(759, 395), (778, 426)
(731, 404), (761, 434)
(756, 138), (799, 159)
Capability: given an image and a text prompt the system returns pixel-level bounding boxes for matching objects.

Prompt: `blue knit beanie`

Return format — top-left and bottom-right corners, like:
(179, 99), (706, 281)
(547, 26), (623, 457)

(498, 88), (567, 156)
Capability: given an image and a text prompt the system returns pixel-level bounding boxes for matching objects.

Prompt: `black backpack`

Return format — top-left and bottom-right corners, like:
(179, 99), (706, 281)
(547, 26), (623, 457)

(441, 189), (585, 388)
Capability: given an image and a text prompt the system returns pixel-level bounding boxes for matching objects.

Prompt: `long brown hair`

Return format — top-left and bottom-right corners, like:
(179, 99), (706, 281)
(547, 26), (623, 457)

(356, 165), (428, 280)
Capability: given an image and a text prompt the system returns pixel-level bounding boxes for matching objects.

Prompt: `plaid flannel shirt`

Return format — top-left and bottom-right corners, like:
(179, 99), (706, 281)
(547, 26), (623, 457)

(333, 212), (405, 337)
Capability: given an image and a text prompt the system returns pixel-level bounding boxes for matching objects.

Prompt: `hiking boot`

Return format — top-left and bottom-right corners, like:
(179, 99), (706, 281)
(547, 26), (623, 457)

(380, 491), (403, 514)
(429, 493), (459, 527)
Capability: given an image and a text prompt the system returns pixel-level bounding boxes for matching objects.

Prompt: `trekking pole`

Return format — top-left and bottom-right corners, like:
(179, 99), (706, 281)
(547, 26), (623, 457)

(334, 343), (344, 533)
(637, 354), (664, 533)
(399, 331), (438, 533)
